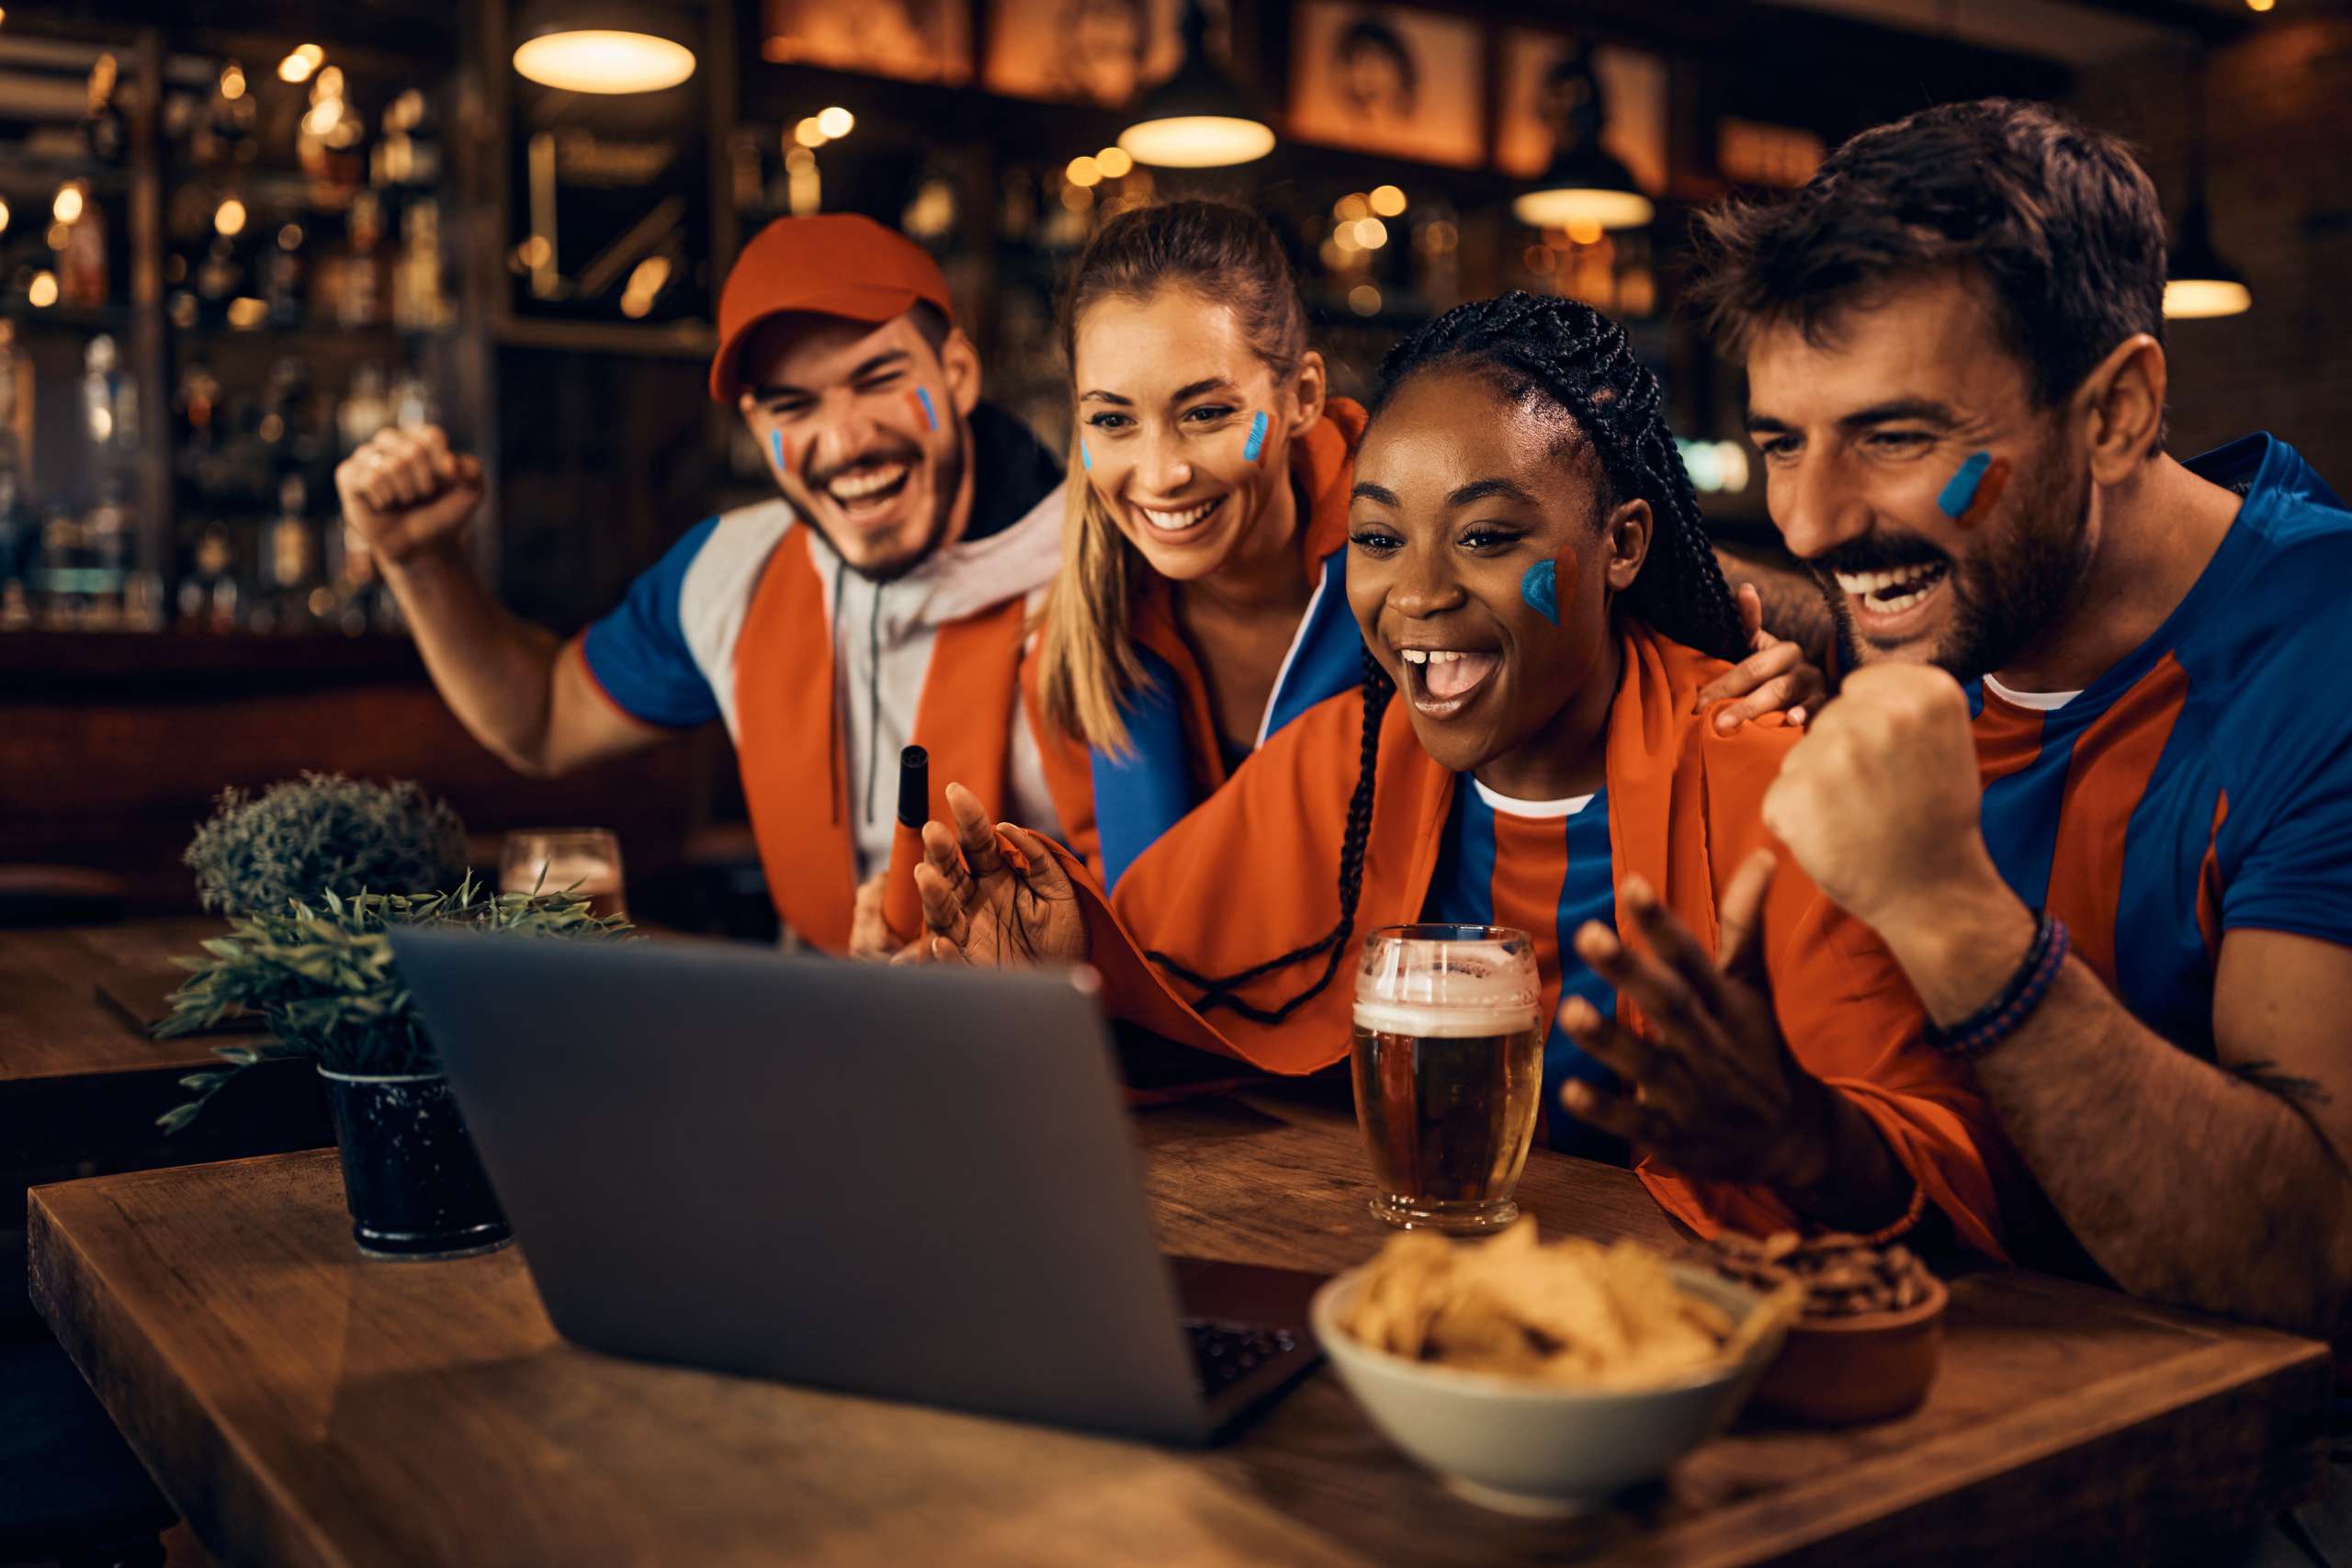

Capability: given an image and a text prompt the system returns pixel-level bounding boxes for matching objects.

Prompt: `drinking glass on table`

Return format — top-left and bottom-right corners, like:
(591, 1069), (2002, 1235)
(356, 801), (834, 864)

(1350, 924), (1544, 1234)
(500, 829), (628, 921)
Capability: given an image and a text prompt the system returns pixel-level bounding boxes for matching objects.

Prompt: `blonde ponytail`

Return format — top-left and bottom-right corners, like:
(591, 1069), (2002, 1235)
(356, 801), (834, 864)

(1035, 437), (1148, 752)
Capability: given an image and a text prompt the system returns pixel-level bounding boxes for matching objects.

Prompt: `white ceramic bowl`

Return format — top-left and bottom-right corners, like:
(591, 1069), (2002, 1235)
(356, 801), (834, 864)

(1311, 1262), (1784, 1517)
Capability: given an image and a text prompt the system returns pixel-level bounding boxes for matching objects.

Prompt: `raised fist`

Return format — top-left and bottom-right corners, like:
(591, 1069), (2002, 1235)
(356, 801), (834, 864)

(335, 423), (485, 569)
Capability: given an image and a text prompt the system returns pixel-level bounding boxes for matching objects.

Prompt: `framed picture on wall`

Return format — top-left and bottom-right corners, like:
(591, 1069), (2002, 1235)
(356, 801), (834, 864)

(982, 0), (1232, 108)
(760, 0), (973, 85)
(1288, 1), (1484, 168)
(1494, 31), (1668, 193)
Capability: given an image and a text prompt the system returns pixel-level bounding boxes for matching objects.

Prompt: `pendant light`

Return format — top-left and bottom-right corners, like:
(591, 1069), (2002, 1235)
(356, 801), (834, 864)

(1116, 0), (1274, 169)
(513, 6), (696, 96)
(2165, 51), (2249, 319)
(1513, 45), (1651, 231)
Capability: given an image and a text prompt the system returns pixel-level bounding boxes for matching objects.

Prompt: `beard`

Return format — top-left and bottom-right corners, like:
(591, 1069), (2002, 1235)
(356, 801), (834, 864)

(1818, 439), (2095, 681)
(791, 420), (970, 584)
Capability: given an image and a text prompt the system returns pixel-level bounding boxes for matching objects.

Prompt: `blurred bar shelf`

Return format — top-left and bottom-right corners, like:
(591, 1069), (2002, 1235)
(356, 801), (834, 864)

(0, 628), (422, 690)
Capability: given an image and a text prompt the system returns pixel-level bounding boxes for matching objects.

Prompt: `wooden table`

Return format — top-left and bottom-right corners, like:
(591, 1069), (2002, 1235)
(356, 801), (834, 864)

(0, 919), (328, 1171)
(30, 1086), (2331, 1567)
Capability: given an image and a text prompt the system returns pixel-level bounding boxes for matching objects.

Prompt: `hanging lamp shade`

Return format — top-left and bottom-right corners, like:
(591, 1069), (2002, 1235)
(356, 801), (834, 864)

(1116, 0), (1274, 169)
(513, 6), (696, 95)
(2164, 197), (2250, 319)
(1512, 47), (1651, 231)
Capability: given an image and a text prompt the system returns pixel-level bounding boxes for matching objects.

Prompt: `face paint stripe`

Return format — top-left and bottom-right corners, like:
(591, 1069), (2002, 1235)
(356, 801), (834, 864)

(1242, 410), (1268, 463)
(912, 387), (939, 433)
(1955, 456), (2011, 529)
(1521, 558), (1559, 626)
(1080, 436), (1092, 471)
(770, 427), (787, 476)
(1938, 450), (1993, 520)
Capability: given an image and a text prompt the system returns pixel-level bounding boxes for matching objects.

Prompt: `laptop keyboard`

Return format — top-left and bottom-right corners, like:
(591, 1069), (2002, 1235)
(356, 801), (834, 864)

(1182, 1319), (1300, 1397)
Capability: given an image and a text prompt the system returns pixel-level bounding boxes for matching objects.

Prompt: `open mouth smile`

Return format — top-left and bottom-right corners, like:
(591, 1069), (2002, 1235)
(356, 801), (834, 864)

(1133, 494), (1227, 536)
(820, 461), (913, 521)
(1833, 561), (1951, 638)
(1396, 647), (1501, 718)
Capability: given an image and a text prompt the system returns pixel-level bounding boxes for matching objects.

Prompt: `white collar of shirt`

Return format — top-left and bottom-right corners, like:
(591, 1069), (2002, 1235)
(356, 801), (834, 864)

(1472, 778), (1598, 818)
(1983, 672), (2085, 712)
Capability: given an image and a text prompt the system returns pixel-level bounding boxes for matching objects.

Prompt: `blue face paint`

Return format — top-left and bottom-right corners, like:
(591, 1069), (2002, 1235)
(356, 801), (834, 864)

(1080, 437), (1092, 471)
(1521, 558), (1558, 626)
(914, 386), (939, 433)
(1938, 450), (1994, 520)
(770, 428), (786, 475)
(1241, 410), (1268, 463)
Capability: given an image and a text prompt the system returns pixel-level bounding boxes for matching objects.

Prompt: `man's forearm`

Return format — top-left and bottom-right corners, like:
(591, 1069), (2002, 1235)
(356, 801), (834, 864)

(379, 545), (567, 776)
(1879, 886), (2352, 1334)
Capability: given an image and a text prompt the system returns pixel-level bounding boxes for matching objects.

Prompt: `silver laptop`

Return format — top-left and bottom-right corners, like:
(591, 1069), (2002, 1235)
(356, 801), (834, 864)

(390, 929), (1322, 1445)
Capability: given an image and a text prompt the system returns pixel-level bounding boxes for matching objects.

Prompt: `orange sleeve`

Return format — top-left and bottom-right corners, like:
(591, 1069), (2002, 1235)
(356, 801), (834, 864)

(1634, 730), (2016, 1261)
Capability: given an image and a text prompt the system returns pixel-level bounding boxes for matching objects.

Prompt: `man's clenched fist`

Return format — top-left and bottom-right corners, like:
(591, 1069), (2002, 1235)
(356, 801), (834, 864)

(335, 424), (485, 569)
(1761, 662), (1995, 935)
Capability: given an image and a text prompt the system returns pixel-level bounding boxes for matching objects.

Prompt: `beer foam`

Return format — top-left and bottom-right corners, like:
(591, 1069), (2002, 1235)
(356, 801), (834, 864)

(1352, 1000), (1538, 1038)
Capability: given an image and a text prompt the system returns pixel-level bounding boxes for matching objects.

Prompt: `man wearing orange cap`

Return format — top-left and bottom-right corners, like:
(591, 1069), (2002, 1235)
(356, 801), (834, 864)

(335, 215), (1067, 950)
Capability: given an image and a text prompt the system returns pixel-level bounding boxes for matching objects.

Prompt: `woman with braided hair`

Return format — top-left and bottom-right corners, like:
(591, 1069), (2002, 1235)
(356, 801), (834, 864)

(1002, 200), (1816, 900)
(910, 292), (2012, 1249)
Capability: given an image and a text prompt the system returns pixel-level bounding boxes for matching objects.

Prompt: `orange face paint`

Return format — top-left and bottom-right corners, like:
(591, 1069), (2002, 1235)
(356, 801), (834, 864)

(1521, 547), (1580, 626)
(1938, 452), (2011, 530)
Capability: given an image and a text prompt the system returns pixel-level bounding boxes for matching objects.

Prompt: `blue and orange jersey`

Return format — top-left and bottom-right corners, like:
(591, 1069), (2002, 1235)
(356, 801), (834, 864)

(1023, 400), (1369, 886)
(1968, 434), (2352, 1055)
(1043, 623), (2014, 1256)
(1421, 782), (1621, 1160)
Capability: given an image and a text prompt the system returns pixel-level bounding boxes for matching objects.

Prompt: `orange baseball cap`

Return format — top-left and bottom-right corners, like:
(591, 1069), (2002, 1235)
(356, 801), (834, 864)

(708, 214), (956, 403)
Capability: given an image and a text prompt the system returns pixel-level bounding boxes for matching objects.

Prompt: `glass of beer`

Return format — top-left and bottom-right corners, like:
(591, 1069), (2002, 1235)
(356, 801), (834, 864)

(1351, 924), (1544, 1233)
(499, 828), (628, 921)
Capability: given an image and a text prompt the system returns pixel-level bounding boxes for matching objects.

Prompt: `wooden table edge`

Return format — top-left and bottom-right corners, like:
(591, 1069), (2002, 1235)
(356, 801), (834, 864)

(28, 1174), (359, 1568)
(1633, 1329), (2331, 1566)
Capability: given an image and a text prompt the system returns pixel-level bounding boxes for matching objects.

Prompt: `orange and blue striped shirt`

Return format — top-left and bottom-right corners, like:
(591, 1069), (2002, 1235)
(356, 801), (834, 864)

(1421, 780), (1621, 1160)
(1970, 434), (2352, 1055)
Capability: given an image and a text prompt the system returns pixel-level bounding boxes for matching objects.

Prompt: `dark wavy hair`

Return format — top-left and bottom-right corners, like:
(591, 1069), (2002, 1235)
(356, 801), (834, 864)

(1687, 98), (2168, 411)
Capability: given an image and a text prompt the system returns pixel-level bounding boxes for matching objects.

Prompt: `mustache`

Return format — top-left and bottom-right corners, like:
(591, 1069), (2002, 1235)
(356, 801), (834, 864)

(1807, 529), (1951, 581)
(805, 439), (925, 492)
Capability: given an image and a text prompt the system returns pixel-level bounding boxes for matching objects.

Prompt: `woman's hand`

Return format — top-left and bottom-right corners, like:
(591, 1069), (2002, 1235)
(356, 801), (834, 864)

(1695, 582), (1831, 731)
(910, 782), (1086, 968)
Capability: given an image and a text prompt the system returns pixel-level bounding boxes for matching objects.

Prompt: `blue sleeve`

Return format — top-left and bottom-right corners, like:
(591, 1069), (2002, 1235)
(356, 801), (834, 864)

(579, 516), (725, 728)
(2219, 626), (2352, 946)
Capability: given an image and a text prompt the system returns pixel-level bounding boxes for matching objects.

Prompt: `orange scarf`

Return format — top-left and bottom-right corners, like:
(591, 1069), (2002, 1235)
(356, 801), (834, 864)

(1052, 622), (2013, 1256)
(735, 526), (1030, 952)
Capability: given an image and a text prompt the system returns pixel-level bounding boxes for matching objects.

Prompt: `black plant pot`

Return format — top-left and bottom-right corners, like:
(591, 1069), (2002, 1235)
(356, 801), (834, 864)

(319, 1068), (511, 1260)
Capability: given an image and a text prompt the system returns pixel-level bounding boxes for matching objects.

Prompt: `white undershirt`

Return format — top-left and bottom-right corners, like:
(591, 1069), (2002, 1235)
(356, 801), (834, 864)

(1983, 672), (2085, 713)
(1471, 778), (1598, 819)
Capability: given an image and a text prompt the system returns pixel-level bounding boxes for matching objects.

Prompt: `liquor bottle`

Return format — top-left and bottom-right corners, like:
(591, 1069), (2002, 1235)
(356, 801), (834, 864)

(60, 196), (108, 310)
(85, 53), (128, 164)
(36, 505), (85, 628)
(336, 191), (384, 329)
(392, 200), (447, 332)
(265, 474), (316, 630)
(84, 334), (128, 450)
(336, 363), (390, 456)
(263, 221), (305, 327)
(0, 468), (29, 604)
(372, 89), (442, 190)
(83, 482), (130, 629)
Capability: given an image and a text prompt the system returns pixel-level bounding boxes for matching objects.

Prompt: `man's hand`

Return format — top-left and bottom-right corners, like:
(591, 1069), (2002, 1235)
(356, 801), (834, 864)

(1696, 582), (1829, 731)
(1760, 662), (2001, 937)
(910, 783), (1084, 968)
(335, 424), (486, 569)
(1556, 855), (1837, 1193)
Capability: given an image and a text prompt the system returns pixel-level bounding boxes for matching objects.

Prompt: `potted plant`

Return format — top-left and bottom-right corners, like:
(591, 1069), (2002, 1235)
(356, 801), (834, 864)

(184, 772), (469, 918)
(158, 879), (628, 1259)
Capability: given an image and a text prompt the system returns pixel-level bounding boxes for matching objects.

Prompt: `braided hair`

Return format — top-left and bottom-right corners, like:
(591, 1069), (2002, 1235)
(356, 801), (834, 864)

(1140, 294), (1741, 1027)
(1372, 292), (1748, 663)
(1145, 645), (1392, 1024)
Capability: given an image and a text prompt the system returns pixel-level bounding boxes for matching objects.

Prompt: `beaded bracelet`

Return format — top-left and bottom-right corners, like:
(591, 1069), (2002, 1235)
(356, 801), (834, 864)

(1926, 914), (2071, 1061)
(1857, 1178), (1929, 1247)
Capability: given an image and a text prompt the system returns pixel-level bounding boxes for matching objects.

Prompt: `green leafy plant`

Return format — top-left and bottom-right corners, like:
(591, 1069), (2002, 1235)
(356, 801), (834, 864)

(184, 772), (469, 917)
(155, 875), (628, 1133)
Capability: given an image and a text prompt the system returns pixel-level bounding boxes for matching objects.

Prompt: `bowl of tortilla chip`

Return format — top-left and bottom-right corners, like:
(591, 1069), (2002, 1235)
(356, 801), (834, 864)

(1311, 1220), (1799, 1517)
